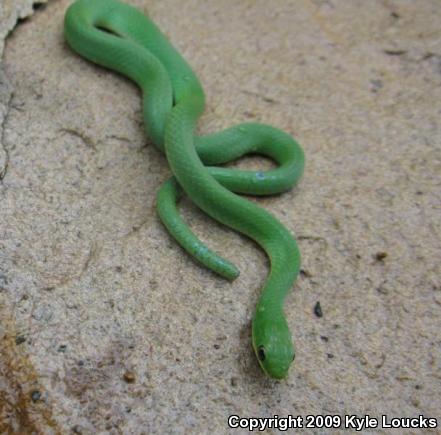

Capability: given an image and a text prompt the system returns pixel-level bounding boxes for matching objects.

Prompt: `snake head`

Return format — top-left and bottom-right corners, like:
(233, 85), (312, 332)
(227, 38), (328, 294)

(252, 308), (295, 379)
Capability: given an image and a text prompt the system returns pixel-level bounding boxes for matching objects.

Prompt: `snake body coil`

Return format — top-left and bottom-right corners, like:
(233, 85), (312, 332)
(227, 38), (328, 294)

(65, 0), (305, 379)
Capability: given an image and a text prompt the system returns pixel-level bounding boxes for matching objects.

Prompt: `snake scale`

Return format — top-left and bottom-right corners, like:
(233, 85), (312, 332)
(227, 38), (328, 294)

(64, 0), (305, 379)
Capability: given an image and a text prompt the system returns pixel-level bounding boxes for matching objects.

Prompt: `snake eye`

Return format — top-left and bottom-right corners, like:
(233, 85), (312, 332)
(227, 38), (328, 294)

(257, 346), (266, 362)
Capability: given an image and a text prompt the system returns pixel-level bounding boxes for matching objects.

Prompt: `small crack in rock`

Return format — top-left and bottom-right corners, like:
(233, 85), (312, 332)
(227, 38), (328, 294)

(59, 128), (97, 151)
(0, 92), (13, 182)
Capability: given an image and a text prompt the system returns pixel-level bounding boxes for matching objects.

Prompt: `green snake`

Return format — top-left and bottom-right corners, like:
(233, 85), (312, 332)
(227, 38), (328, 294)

(64, 0), (305, 379)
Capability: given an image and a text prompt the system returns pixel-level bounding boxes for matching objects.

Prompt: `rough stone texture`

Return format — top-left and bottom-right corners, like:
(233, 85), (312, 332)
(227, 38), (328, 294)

(0, 0), (48, 183)
(0, 0), (440, 433)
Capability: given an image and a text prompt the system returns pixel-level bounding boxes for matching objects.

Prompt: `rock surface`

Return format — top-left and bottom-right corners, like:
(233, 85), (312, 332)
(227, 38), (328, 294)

(1, 0), (440, 433)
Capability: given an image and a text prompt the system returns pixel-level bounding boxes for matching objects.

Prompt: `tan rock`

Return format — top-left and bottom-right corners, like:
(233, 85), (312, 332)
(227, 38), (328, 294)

(1, 0), (440, 432)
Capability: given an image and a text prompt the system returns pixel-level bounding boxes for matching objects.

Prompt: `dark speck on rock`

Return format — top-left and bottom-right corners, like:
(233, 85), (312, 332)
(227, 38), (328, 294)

(72, 425), (83, 434)
(123, 371), (136, 383)
(300, 269), (312, 278)
(15, 335), (26, 345)
(375, 251), (388, 262)
(314, 301), (323, 318)
(384, 49), (407, 56)
(376, 284), (388, 295)
(33, 2), (46, 11)
(31, 390), (41, 402)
